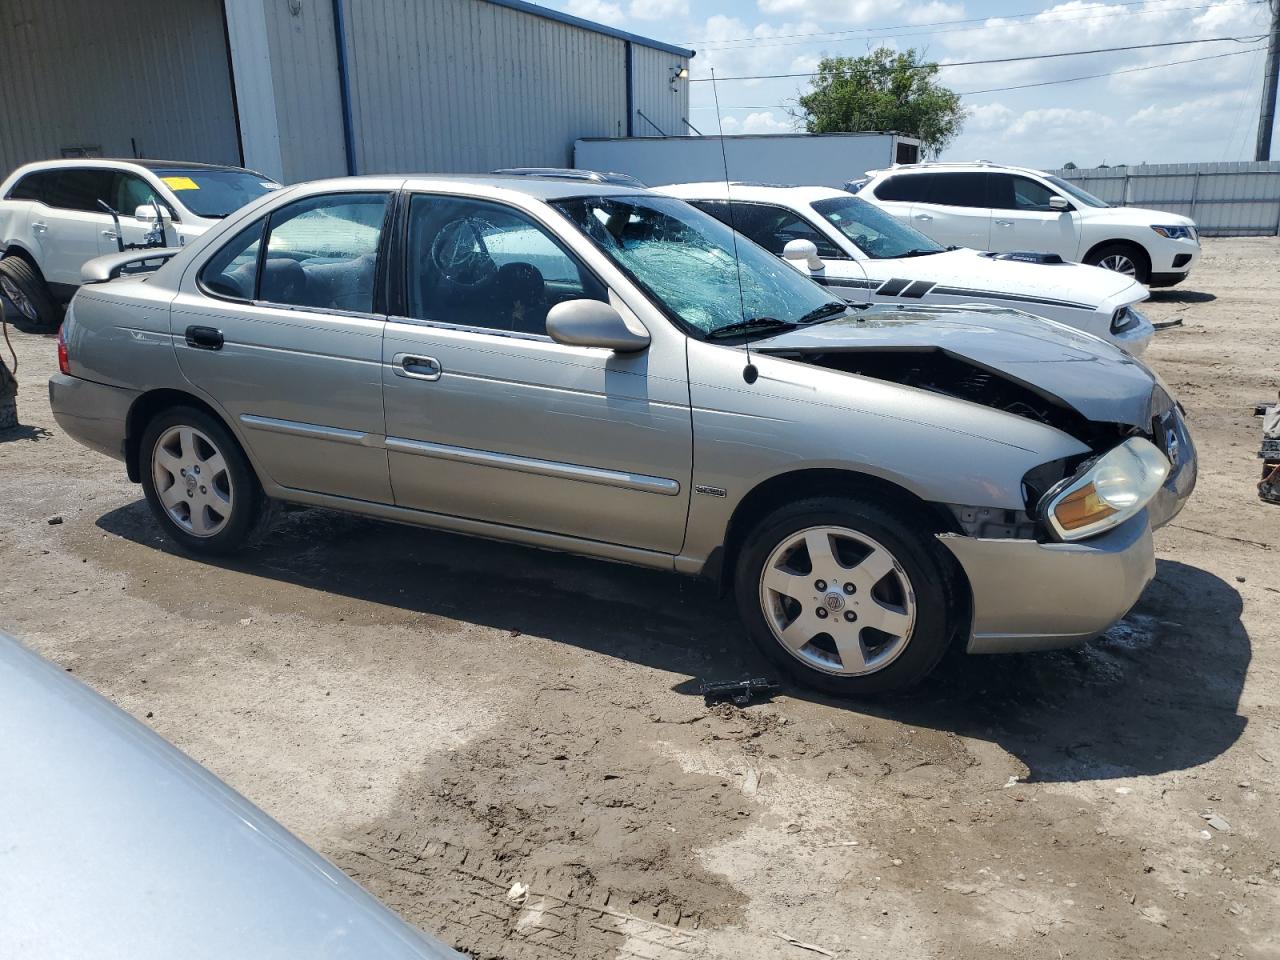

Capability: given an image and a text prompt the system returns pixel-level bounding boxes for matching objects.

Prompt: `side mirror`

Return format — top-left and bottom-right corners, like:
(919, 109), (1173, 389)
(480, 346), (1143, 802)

(546, 299), (650, 353)
(1049, 195), (1070, 211)
(135, 204), (172, 222)
(782, 238), (824, 271)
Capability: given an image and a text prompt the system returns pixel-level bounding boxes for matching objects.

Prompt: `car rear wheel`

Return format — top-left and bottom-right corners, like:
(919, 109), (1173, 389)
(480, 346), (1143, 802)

(1086, 243), (1151, 285)
(0, 256), (60, 330)
(734, 497), (959, 697)
(140, 406), (275, 555)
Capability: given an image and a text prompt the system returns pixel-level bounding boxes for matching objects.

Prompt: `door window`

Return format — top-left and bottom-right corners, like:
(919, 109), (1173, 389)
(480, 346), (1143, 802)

(693, 201), (845, 259)
(110, 173), (163, 217)
(259, 192), (389, 312)
(41, 169), (114, 212)
(924, 173), (989, 208)
(873, 175), (930, 202)
(405, 195), (606, 335)
(199, 221), (265, 300)
(989, 174), (1060, 211)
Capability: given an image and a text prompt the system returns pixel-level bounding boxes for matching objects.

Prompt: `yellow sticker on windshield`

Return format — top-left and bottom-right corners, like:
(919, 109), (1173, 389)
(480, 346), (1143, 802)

(162, 176), (199, 191)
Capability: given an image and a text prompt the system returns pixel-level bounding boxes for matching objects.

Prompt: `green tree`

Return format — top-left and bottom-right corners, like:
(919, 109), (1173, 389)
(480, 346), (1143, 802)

(1063, 161), (1078, 170)
(793, 48), (964, 158)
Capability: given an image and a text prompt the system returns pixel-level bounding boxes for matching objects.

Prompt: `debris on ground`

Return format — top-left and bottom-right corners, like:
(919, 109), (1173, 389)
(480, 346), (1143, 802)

(700, 677), (781, 707)
(772, 930), (836, 957)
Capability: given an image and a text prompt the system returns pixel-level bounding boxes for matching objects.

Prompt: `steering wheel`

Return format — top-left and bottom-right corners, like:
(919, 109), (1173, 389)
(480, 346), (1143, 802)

(430, 217), (497, 287)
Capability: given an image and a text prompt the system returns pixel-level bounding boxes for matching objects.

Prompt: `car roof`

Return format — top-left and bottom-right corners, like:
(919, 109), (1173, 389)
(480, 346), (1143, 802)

(867, 161), (1050, 179)
(657, 181), (850, 204)
(290, 173), (652, 201)
(0, 632), (460, 960)
(12, 157), (264, 175)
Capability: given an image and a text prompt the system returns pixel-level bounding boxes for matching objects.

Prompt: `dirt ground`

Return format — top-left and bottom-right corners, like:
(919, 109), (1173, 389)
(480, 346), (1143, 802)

(2, 238), (1279, 959)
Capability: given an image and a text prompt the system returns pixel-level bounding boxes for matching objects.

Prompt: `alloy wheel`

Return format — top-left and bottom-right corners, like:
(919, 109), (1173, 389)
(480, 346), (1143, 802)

(151, 425), (234, 537)
(758, 525), (917, 676)
(1097, 254), (1137, 277)
(0, 276), (37, 321)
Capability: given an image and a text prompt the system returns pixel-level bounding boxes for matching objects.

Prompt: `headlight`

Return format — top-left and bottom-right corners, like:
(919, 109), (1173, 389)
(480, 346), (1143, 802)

(1110, 305), (1147, 334)
(1040, 438), (1170, 541)
(1151, 224), (1196, 241)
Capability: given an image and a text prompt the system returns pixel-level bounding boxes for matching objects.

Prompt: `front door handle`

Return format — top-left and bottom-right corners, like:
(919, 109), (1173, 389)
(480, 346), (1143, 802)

(101, 230), (119, 240)
(185, 325), (224, 351)
(995, 219), (1014, 227)
(914, 213), (933, 221)
(394, 352), (441, 381)
(31, 221), (47, 232)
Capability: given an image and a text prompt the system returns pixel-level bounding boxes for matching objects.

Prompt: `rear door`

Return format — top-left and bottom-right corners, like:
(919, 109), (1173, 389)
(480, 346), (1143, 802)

(911, 172), (991, 250)
(987, 173), (1079, 258)
(172, 189), (394, 503)
(35, 168), (115, 286)
(868, 173), (928, 225)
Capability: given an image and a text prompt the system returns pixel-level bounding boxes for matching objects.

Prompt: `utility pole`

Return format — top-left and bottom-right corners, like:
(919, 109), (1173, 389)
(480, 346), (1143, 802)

(1257, 0), (1280, 160)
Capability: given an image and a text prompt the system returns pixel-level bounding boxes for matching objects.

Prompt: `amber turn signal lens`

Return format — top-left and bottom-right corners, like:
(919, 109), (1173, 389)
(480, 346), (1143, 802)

(1053, 482), (1118, 531)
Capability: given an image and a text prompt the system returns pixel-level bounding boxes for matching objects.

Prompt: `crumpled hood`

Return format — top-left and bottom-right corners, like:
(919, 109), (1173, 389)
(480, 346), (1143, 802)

(757, 305), (1170, 427)
(876, 248), (1144, 307)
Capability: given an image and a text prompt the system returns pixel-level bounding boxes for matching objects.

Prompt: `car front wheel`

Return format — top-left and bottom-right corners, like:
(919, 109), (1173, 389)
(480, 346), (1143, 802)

(734, 497), (959, 696)
(140, 406), (274, 555)
(1085, 243), (1151, 285)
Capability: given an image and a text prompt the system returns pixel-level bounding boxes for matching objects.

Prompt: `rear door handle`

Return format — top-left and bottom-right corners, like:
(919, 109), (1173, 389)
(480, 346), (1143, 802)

(31, 221), (47, 232)
(995, 219), (1014, 227)
(185, 325), (224, 351)
(914, 213), (933, 221)
(394, 352), (441, 381)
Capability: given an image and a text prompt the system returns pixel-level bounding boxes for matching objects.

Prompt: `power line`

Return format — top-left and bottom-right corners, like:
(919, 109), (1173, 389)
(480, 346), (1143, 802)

(684, 44), (1267, 105)
(957, 44), (1265, 93)
(687, 35), (1268, 82)
(686, 0), (1262, 46)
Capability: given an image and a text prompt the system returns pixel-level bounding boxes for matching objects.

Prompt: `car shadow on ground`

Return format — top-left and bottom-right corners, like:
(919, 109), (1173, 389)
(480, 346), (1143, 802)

(1148, 288), (1216, 305)
(97, 501), (1248, 785)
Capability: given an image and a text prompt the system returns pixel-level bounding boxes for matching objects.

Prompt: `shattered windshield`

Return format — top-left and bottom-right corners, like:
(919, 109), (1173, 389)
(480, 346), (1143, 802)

(811, 196), (944, 259)
(552, 195), (844, 338)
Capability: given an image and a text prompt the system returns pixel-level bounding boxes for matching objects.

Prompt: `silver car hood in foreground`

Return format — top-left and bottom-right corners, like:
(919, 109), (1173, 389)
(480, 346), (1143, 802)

(0, 634), (462, 960)
(758, 306), (1170, 428)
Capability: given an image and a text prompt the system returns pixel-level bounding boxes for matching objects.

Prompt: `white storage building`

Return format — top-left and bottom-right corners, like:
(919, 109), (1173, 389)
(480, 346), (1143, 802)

(0, 0), (694, 184)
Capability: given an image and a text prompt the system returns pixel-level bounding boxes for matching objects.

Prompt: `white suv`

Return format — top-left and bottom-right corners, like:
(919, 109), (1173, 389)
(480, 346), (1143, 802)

(858, 162), (1200, 287)
(0, 159), (279, 328)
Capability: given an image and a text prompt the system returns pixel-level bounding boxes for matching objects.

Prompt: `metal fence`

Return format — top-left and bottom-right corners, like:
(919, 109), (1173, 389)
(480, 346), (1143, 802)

(1047, 161), (1280, 237)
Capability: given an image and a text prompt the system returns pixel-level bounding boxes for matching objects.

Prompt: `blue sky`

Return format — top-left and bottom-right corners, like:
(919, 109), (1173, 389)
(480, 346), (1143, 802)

(542, 0), (1275, 168)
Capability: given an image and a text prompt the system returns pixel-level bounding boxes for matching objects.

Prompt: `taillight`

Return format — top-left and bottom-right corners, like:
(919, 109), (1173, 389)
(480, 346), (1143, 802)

(57, 324), (69, 375)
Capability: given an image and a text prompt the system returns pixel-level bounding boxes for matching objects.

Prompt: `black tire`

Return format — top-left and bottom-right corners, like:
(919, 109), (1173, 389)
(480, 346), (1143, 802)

(139, 405), (276, 556)
(733, 496), (960, 697)
(0, 256), (60, 330)
(1084, 242), (1151, 285)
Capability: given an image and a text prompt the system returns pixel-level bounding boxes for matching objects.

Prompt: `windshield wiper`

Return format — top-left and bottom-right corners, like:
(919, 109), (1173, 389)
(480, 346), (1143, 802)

(706, 316), (797, 340)
(886, 248), (943, 259)
(796, 302), (849, 325)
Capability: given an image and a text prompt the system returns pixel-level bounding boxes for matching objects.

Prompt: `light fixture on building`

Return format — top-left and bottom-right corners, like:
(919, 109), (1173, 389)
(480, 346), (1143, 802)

(670, 65), (689, 91)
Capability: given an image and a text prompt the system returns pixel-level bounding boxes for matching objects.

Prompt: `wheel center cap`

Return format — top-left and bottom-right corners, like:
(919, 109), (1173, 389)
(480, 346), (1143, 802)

(186, 473), (198, 491)
(822, 592), (845, 613)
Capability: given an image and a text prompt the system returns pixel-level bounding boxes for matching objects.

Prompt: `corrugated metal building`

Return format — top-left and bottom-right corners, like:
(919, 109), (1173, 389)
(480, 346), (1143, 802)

(0, 0), (693, 184)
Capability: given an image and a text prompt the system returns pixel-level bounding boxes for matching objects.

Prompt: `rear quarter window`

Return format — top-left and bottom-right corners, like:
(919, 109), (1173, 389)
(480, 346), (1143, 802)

(874, 175), (930, 203)
(6, 172), (50, 202)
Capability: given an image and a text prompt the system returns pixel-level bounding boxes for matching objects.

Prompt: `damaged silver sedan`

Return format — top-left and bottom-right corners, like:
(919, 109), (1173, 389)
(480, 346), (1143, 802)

(50, 177), (1195, 695)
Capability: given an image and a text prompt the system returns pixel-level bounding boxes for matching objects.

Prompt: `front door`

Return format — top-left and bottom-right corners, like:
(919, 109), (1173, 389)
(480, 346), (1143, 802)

(382, 192), (692, 554)
(986, 174), (1079, 256)
(171, 190), (393, 503)
(100, 171), (177, 253)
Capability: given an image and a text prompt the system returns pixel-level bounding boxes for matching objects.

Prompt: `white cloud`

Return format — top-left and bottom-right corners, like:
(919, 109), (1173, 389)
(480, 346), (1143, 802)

(720, 110), (797, 134)
(627, 0), (689, 20)
(757, 0), (903, 25)
(564, 0), (625, 25)
(905, 1), (965, 24)
(964, 102), (1015, 131)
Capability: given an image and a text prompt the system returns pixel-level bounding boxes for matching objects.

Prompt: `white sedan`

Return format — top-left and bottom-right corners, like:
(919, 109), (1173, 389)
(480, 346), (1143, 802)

(656, 182), (1154, 355)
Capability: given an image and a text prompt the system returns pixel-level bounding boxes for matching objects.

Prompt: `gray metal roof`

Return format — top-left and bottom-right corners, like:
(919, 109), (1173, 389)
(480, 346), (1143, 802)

(481, 0), (694, 58)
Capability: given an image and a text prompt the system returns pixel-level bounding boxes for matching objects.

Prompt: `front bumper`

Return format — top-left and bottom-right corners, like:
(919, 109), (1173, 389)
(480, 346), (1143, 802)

(48, 373), (136, 463)
(1148, 238), (1200, 286)
(939, 512), (1156, 654)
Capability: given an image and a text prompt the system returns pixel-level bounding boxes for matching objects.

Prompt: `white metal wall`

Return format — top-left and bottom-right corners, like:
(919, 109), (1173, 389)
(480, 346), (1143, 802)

(338, 0), (634, 173)
(0, 0), (241, 174)
(1049, 162), (1280, 237)
(630, 43), (690, 138)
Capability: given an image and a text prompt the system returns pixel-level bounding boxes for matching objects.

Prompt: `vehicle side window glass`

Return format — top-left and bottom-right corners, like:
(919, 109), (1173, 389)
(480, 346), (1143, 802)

(111, 173), (159, 217)
(873, 175), (929, 202)
(925, 173), (988, 208)
(716, 202), (844, 259)
(405, 194), (606, 335)
(7, 172), (47, 202)
(42, 169), (113, 213)
(1003, 175), (1058, 211)
(259, 192), (389, 312)
(199, 221), (264, 300)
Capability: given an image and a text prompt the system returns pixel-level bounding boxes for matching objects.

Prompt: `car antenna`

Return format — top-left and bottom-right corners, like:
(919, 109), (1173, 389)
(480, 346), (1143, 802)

(710, 68), (757, 385)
